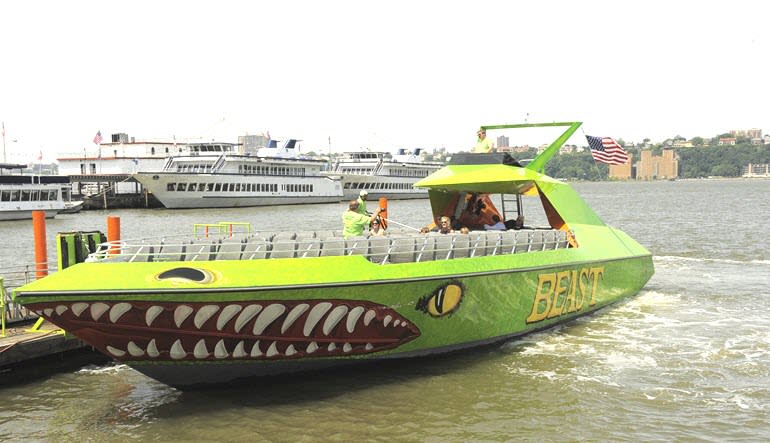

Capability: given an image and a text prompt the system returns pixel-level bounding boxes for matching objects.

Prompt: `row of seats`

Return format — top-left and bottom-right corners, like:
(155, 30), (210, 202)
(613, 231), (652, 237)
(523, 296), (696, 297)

(120, 229), (570, 263)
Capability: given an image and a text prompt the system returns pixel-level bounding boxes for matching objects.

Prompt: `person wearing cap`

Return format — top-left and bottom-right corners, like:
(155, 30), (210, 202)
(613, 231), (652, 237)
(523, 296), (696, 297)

(356, 190), (369, 215)
(343, 200), (382, 239)
(473, 128), (494, 153)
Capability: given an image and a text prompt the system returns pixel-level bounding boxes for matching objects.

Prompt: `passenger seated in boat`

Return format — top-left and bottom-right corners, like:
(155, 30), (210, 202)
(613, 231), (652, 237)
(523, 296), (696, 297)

(343, 200), (382, 239)
(505, 215), (525, 230)
(370, 219), (386, 237)
(484, 215), (506, 231)
(431, 216), (454, 234)
(459, 226), (470, 234)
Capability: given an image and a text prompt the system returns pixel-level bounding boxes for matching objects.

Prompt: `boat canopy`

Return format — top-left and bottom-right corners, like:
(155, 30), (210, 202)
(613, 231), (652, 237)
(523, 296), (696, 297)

(414, 122), (606, 228)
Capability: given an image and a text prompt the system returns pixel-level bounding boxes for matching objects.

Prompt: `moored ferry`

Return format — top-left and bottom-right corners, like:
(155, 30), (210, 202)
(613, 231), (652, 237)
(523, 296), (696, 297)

(133, 140), (343, 208)
(13, 122), (654, 387)
(323, 149), (443, 200)
(0, 163), (76, 221)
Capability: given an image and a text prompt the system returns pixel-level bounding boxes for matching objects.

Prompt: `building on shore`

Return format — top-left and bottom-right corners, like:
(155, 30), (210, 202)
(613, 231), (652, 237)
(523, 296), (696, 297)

(743, 163), (770, 178)
(636, 149), (679, 180)
(608, 153), (634, 179)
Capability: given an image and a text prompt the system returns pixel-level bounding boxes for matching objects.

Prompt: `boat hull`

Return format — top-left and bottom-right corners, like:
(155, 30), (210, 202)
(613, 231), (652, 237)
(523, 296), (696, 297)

(17, 252), (653, 387)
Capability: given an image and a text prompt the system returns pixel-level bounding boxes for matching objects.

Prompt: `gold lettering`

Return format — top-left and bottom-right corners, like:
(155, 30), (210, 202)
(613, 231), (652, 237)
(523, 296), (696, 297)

(588, 267), (604, 306)
(547, 271), (571, 319)
(526, 274), (556, 323)
(564, 270), (578, 313)
(576, 268), (590, 310)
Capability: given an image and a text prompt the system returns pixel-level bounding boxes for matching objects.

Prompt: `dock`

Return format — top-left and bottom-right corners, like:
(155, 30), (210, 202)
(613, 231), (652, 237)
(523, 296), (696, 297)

(0, 320), (90, 369)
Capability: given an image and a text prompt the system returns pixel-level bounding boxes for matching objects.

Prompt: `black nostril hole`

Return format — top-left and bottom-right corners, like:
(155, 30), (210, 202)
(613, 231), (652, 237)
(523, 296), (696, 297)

(158, 267), (208, 282)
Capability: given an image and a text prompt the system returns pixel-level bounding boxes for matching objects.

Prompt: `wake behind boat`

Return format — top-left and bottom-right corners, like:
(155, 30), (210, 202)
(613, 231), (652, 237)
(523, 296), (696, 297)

(133, 140), (343, 209)
(13, 122), (654, 387)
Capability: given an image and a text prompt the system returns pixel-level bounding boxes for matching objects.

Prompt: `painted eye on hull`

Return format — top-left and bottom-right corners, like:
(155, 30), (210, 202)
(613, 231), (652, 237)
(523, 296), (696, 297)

(156, 267), (214, 284)
(416, 282), (464, 317)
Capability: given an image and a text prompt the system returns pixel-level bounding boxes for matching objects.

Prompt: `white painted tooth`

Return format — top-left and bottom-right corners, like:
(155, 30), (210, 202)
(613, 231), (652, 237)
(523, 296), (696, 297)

(146, 306), (164, 327)
(44, 308), (53, 317)
(34, 310), (42, 316)
(71, 303), (88, 317)
(322, 306), (349, 335)
(235, 304), (262, 333)
(281, 303), (309, 334)
(286, 344), (297, 356)
(365, 343), (373, 351)
(364, 309), (376, 326)
(253, 303), (286, 335)
(217, 305), (243, 331)
(214, 340), (229, 359)
(106, 346), (126, 357)
(233, 341), (247, 358)
(346, 306), (365, 333)
(194, 339), (209, 359)
(194, 305), (220, 329)
(327, 342), (337, 352)
(91, 303), (110, 321)
(343, 343), (352, 353)
(174, 305), (194, 328)
(170, 340), (186, 359)
(266, 341), (280, 357)
(393, 320), (401, 327)
(306, 341), (319, 354)
(147, 339), (160, 357)
(109, 303), (132, 323)
(250, 341), (263, 357)
(303, 302), (333, 337)
(127, 341), (144, 357)
(55, 305), (68, 316)
(383, 314), (392, 327)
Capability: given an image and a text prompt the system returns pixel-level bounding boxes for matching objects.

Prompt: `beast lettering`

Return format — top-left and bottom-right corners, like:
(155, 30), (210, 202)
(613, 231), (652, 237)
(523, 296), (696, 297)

(525, 267), (604, 323)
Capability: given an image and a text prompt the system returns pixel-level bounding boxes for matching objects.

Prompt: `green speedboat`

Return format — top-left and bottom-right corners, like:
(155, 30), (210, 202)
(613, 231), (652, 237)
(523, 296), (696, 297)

(13, 122), (653, 387)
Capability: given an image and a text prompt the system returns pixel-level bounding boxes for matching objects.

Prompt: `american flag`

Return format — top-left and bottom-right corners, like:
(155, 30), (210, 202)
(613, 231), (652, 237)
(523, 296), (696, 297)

(585, 135), (629, 165)
(93, 130), (103, 145)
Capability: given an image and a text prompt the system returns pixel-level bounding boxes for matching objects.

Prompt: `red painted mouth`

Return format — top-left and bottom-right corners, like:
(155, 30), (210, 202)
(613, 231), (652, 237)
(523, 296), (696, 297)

(29, 299), (420, 362)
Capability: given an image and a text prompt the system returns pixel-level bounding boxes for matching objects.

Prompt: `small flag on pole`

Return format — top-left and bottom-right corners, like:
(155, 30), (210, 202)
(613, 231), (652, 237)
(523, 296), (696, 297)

(93, 130), (103, 145)
(585, 135), (629, 165)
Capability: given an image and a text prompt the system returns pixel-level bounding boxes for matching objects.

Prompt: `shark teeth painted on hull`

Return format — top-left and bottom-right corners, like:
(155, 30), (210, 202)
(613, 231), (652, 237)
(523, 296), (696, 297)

(30, 300), (420, 363)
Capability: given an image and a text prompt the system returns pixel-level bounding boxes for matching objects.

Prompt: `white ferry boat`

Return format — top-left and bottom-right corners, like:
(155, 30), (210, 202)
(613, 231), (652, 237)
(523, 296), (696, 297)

(0, 163), (75, 221)
(323, 149), (443, 200)
(133, 140), (343, 209)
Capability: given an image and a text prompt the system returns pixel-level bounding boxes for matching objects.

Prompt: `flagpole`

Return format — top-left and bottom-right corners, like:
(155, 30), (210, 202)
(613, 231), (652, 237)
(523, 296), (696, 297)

(2, 122), (6, 163)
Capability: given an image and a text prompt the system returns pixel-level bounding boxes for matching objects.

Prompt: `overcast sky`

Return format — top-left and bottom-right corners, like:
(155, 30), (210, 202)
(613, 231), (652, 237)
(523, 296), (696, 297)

(1, 1), (767, 162)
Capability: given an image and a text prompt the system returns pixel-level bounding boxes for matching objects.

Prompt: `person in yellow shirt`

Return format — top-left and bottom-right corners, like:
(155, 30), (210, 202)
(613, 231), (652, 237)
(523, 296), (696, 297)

(343, 200), (382, 238)
(473, 128), (494, 153)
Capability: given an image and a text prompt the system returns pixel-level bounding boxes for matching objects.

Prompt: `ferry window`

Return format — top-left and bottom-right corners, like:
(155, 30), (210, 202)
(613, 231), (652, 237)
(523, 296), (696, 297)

(229, 183), (235, 192)
(178, 183), (187, 191)
(151, 147), (156, 155)
(50, 190), (59, 200)
(199, 183), (205, 191)
(239, 165), (243, 173)
(167, 183), (176, 191)
(165, 147), (169, 154)
(40, 191), (49, 201)
(188, 183), (197, 192)
(310, 184), (313, 192)
(9, 190), (19, 201)
(1, 190), (9, 201)
(80, 164), (86, 174)
(214, 184), (221, 192)
(90, 163), (97, 174)
(206, 183), (214, 191)
(21, 190), (31, 201)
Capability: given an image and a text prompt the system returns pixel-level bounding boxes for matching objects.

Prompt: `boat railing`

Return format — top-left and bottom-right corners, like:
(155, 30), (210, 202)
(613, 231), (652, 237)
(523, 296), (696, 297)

(87, 228), (574, 265)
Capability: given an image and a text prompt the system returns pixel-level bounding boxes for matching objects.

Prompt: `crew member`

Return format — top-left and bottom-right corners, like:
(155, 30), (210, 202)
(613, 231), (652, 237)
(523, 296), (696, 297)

(343, 200), (382, 238)
(472, 128), (494, 153)
(356, 190), (369, 215)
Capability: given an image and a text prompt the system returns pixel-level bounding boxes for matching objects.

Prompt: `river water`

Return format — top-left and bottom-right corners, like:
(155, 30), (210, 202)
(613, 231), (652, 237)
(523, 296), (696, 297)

(1, 179), (769, 442)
